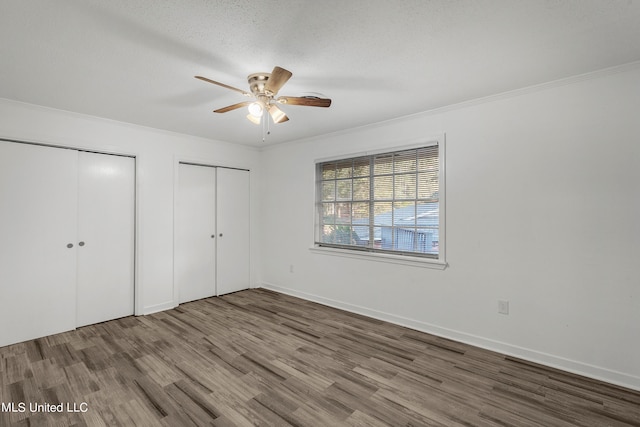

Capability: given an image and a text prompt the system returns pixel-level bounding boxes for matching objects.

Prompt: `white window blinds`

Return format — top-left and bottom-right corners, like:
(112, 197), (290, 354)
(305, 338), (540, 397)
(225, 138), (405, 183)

(316, 144), (440, 258)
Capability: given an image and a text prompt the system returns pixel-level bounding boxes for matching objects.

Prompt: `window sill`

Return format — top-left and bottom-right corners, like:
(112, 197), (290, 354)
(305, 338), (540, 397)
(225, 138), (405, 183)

(309, 245), (448, 270)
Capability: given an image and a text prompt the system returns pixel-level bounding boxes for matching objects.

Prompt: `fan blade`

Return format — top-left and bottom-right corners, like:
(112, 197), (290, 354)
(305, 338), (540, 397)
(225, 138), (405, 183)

(195, 76), (251, 97)
(246, 114), (261, 125)
(267, 104), (289, 124)
(277, 96), (332, 107)
(264, 66), (292, 96)
(214, 101), (251, 113)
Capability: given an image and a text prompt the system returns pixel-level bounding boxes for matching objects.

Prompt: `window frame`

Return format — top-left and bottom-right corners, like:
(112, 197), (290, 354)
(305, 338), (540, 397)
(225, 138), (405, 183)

(312, 135), (447, 269)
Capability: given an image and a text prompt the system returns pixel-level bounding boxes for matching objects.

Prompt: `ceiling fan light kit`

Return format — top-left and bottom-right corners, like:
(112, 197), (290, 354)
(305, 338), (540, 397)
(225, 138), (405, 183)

(195, 66), (331, 139)
(246, 113), (261, 125)
(267, 104), (288, 124)
(247, 101), (263, 118)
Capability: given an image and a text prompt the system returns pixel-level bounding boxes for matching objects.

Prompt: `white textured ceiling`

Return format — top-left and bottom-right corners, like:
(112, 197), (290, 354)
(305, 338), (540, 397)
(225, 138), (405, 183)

(1, 0), (640, 146)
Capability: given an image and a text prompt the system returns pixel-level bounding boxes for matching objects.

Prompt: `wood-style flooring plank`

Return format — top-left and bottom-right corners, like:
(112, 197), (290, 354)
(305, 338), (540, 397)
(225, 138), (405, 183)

(1, 288), (639, 426)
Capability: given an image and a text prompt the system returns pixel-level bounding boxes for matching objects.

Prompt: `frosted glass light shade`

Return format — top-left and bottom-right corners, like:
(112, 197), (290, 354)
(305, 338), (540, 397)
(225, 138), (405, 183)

(248, 102), (263, 117)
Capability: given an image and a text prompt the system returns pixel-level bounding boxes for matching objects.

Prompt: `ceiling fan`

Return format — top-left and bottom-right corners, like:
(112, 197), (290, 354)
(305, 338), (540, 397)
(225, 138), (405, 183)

(195, 66), (331, 125)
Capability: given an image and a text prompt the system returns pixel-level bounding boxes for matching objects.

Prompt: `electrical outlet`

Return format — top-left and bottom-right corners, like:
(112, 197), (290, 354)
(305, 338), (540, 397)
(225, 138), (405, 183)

(498, 300), (509, 315)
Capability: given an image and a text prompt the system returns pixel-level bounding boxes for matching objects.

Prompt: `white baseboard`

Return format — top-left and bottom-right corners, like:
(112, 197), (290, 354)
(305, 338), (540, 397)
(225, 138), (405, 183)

(142, 301), (176, 315)
(260, 282), (640, 392)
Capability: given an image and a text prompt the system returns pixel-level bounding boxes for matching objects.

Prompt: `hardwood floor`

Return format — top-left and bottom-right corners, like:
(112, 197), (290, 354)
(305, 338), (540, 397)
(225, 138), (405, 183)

(1, 289), (639, 426)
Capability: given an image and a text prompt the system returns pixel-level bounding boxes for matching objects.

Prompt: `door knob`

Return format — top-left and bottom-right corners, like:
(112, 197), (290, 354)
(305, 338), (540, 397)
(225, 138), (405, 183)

(79, 241), (85, 246)
(219, 233), (223, 237)
(67, 243), (73, 248)
(211, 235), (215, 239)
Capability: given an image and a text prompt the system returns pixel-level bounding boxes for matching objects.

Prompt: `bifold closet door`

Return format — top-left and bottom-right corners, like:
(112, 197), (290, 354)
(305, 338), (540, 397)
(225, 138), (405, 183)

(76, 152), (135, 327)
(0, 141), (78, 347)
(216, 167), (250, 295)
(175, 163), (217, 303)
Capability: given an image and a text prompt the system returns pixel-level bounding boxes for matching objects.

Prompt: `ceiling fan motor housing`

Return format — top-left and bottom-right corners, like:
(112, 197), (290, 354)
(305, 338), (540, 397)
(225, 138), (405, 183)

(248, 73), (271, 96)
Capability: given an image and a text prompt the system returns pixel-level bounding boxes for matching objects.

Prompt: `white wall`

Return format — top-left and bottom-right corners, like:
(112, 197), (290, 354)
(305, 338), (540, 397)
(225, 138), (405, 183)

(0, 98), (262, 315)
(259, 64), (640, 391)
(2, 63), (638, 391)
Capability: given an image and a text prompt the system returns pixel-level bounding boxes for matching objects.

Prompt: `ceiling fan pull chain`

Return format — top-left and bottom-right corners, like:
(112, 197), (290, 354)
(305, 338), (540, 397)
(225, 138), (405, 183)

(262, 109), (267, 143)
(267, 110), (272, 136)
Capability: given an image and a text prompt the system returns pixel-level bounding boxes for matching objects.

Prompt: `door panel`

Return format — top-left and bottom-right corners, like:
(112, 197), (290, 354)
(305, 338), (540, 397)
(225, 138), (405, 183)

(216, 168), (250, 295)
(76, 152), (135, 327)
(0, 141), (78, 347)
(175, 163), (216, 303)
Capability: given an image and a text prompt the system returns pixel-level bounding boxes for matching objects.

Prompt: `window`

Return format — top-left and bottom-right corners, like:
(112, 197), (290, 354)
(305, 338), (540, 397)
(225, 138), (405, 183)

(315, 140), (444, 260)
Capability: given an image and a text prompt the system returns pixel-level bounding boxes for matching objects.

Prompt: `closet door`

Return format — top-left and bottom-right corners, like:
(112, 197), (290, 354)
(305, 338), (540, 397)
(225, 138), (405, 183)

(216, 168), (250, 295)
(76, 152), (135, 327)
(0, 141), (78, 347)
(175, 163), (217, 303)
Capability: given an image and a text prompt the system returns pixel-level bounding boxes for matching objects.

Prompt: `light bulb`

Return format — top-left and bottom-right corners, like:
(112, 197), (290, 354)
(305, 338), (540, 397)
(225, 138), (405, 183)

(248, 102), (263, 118)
